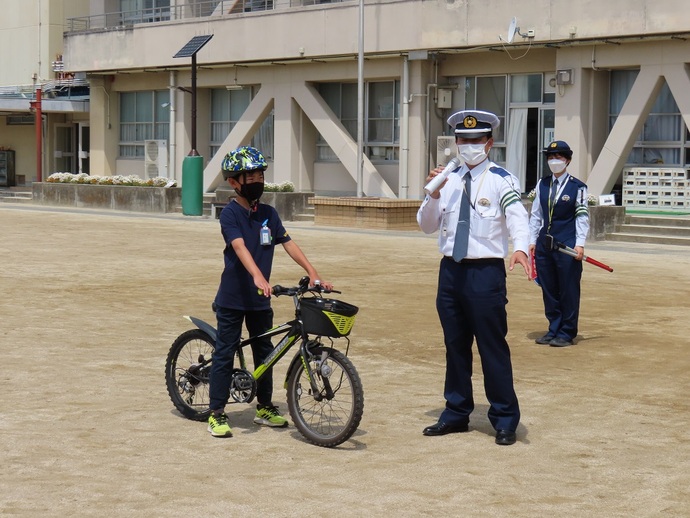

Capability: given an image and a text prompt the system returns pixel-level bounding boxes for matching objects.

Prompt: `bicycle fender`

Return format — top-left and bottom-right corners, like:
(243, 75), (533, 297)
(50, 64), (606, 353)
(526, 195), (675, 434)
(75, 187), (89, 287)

(184, 315), (217, 343)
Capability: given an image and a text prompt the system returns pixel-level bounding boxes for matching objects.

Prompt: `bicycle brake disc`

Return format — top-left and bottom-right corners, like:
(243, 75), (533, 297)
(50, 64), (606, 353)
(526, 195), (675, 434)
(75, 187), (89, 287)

(229, 369), (257, 404)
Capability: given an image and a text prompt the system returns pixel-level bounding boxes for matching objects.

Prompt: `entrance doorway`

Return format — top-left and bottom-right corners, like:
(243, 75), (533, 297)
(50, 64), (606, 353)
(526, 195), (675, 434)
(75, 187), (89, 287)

(507, 107), (554, 193)
(54, 124), (75, 173)
(523, 107), (555, 192)
(53, 123), (90, 175)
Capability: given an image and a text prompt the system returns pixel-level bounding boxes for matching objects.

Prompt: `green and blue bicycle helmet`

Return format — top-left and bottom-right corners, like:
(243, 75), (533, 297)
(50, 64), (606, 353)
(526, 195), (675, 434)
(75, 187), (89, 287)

(221, 146), (267, 180)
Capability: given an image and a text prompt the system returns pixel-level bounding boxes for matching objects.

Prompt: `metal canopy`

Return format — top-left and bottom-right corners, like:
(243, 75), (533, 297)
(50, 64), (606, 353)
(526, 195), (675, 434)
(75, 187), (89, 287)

(173, 35), (213, 59)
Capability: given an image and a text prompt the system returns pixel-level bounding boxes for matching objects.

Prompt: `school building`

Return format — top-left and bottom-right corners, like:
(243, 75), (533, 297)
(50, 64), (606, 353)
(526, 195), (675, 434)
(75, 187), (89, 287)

(1, 0), (689, 209)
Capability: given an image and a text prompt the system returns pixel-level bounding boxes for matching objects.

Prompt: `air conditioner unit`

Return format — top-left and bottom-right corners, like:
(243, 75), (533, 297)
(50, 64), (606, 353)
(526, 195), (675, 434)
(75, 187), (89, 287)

(436, 136), (457, 167)
(144, 139), (168, 179)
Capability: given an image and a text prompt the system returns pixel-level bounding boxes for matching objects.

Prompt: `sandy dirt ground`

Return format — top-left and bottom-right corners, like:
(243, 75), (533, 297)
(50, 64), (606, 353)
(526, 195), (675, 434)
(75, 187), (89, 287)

(1, 204), (689, 517)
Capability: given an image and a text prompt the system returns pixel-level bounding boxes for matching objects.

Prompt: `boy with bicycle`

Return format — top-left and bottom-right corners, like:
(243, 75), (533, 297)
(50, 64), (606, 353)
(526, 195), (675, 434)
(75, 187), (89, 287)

(208, 146), (332, 438)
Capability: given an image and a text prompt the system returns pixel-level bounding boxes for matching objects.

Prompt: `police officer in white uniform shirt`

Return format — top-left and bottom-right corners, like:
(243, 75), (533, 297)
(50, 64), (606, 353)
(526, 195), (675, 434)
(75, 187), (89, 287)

(417, 110), (531, 446)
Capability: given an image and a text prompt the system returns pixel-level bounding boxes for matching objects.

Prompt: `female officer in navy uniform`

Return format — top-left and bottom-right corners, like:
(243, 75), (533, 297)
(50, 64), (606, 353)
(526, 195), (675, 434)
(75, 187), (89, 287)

(528, 140), (590, 347)
(417, 110), (531, 446)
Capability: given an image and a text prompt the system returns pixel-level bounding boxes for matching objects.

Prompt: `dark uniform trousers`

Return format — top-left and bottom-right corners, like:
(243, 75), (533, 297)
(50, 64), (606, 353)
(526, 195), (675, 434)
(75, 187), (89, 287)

(535, 241), (583, 341)
(436, 257), (520, 432)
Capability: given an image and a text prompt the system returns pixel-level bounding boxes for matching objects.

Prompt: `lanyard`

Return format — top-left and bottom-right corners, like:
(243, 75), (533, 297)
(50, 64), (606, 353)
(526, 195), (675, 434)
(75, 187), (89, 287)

(547, 174), (569, 232)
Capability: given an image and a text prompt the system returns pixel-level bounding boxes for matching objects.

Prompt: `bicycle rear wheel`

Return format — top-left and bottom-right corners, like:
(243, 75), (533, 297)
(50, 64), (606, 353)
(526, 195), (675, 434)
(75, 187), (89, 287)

(165, 329), (214, 421)
(286, 346), (364, 447)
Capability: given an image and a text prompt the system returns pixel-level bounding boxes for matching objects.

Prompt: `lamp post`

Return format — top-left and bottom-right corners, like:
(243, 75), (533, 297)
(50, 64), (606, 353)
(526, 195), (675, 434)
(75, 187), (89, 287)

(173, 35), (213, 215)
(356, 0), (364, 198)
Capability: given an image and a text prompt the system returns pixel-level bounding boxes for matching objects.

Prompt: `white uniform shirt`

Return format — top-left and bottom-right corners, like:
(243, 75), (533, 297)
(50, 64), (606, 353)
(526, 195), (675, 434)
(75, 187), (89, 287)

(417, 158), (530, 259)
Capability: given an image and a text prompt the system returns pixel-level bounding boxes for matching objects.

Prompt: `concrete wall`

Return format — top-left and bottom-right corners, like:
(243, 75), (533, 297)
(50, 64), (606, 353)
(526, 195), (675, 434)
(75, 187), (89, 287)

(33, 182), (182, 213)
(63, 1), (690, 72)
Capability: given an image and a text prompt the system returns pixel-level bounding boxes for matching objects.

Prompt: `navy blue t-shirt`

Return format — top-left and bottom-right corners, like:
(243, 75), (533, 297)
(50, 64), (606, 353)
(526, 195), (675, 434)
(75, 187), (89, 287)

(214, 200), (291, 310)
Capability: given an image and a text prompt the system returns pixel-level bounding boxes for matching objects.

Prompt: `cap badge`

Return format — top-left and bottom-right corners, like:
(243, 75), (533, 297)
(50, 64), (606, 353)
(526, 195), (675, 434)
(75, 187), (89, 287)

(463, 116), (478, 129)
(478, 198), (491, 207)
(550, 142), (558, 148)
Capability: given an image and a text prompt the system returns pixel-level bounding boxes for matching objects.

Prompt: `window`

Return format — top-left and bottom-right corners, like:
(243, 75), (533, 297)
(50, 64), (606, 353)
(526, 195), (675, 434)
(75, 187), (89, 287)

(316, 80), (400, 162)
(610, 70), (686, 166)
(510, 74), (542, 104)
(464, 75), (506, 143)
(119, 90), (169, 158)
(120, 0), (170, 24)
(463, 75), (507, 165)
(367, 81), (400, 161)
(209, 88), (274, 160)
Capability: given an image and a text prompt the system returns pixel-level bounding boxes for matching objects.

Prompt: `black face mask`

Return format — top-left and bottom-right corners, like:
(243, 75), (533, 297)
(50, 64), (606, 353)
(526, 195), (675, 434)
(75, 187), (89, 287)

(235, 181), (264, 205)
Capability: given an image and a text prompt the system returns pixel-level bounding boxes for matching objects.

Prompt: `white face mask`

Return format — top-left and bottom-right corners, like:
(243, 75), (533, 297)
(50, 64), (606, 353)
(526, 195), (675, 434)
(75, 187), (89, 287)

(458, 143), (488, 166)
(548, 158), (567, 174)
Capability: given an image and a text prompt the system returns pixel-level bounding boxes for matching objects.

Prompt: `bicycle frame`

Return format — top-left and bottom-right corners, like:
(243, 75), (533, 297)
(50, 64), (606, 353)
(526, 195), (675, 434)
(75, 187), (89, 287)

(236, 319), (302, 382)
(186, 290), (343, 400)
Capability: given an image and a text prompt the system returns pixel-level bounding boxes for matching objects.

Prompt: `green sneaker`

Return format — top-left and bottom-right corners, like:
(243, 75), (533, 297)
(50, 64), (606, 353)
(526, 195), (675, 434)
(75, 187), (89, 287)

(208, 412), (233, 437)
(254, 404), (288, 428)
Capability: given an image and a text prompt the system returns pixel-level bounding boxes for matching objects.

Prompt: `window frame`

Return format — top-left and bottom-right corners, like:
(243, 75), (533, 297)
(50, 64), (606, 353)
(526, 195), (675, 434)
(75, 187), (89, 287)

(118, 90), (169, 159)
(316, 80), (400, 163)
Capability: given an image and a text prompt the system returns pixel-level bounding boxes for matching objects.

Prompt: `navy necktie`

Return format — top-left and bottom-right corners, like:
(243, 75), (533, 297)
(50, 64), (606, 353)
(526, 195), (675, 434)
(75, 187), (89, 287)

(550, 177), (559, 206)
(452, 173), (472, 261)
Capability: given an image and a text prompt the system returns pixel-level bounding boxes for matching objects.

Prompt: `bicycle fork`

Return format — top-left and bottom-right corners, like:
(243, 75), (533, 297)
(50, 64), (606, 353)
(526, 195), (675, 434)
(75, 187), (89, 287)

(287, 343), (336, 401)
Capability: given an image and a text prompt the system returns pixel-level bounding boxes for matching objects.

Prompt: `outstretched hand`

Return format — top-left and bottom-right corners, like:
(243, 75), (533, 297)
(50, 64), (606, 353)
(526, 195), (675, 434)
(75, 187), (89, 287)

(509, 250), (531, 280)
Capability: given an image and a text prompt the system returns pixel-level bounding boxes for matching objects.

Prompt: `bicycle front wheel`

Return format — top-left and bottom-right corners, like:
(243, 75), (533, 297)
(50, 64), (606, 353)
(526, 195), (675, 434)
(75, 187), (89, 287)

(286, 346), (364, 447)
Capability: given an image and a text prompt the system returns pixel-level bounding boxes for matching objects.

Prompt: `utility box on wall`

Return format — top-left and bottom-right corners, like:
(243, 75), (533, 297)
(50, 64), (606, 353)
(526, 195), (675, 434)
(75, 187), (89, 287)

(437, 89), (453, 109)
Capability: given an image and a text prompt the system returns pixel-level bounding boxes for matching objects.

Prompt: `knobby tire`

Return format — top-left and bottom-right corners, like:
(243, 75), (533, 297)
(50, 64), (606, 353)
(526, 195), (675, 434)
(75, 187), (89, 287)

(165, 329), (215, 421)
(286, 346), (364, 447)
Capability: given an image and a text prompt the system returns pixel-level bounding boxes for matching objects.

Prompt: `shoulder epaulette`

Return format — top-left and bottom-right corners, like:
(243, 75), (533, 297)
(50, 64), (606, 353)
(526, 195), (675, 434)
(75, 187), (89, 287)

(489, 166), (510, 178)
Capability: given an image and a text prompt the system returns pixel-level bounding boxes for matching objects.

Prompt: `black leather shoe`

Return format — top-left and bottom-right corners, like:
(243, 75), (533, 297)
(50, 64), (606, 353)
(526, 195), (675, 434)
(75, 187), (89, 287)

(422, 421), (469, 436)
(495, 430), (516, 445)
(549, 337), (574, 347)
(535, 334), (554, 345)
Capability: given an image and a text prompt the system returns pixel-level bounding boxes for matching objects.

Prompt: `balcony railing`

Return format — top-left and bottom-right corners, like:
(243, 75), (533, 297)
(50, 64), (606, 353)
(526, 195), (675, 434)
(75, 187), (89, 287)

(66, 0), (350, 33)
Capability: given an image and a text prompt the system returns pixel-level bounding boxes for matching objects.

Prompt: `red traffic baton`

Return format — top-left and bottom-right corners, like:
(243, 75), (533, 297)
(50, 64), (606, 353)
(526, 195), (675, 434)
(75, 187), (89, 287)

(555, 242), (613, 272)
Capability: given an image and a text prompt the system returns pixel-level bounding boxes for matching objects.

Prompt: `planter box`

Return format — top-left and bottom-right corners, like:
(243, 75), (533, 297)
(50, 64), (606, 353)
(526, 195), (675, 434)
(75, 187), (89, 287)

(313, 197), (423, 230)
(33, 182), (181, 213)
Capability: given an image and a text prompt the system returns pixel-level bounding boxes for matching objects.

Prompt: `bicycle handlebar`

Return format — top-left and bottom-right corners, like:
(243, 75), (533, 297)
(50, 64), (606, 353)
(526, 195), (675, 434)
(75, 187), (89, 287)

(258, 276), (340, 298)
(272, 283), (341, 297)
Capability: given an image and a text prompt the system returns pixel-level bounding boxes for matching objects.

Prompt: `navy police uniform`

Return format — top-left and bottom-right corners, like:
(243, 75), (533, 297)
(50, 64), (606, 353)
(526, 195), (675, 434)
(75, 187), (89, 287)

(418, 110), (529, 441)
(529, 140), (590, 344)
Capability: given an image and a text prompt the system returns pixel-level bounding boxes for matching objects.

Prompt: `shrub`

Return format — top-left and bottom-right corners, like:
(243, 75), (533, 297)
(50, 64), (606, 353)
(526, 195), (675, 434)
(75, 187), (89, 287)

(46, 173), (177, 187)
(264, 181), (295, 192)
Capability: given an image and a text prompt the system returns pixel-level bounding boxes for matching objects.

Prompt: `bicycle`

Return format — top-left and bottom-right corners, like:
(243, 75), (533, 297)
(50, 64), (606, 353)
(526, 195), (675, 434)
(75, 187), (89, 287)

(165, 276), (364, 448)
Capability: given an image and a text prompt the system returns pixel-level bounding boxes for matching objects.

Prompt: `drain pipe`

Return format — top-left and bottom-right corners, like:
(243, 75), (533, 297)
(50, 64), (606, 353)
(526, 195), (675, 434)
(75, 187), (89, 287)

(400, 56), (410, 199)
(169, 71), (177, 182)
(425, 82), (437, 172)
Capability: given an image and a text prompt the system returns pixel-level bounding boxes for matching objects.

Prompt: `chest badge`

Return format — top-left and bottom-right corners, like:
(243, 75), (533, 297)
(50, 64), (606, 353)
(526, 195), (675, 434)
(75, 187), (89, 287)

(478, 198), (491, 207)
(561, 195), (570, 202)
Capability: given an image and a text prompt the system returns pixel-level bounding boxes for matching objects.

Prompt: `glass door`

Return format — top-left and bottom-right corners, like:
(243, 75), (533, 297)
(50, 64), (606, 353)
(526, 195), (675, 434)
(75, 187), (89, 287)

(539, 108), (555, 183)
(79, 123), (90, 175)
(54, 124), (76, 173)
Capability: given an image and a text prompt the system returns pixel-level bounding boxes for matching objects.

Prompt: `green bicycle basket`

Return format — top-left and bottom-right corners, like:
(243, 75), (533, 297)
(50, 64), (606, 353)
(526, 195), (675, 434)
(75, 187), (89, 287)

(300, 298), (359, 337)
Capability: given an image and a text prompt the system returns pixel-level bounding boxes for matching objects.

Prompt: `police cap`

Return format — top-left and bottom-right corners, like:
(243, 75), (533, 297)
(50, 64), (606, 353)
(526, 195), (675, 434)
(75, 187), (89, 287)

(447, 110), (500, 139)
(543, 140), (573, 159)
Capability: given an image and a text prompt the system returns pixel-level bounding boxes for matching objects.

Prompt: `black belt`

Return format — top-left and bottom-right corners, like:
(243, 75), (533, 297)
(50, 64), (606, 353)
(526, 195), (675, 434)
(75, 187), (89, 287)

(444, 257), (504, 265)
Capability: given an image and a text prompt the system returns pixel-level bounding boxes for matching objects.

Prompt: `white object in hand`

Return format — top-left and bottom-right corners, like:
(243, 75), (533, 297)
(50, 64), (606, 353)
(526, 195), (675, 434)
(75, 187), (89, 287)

(424, 157), (461, 195)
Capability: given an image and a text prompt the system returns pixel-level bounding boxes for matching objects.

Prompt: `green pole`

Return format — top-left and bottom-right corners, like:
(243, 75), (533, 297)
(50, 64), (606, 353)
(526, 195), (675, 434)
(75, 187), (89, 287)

(181, 155), (203, 216)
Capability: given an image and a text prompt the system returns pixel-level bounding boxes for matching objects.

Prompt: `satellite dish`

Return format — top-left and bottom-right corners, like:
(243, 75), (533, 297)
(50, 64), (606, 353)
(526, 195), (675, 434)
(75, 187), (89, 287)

(507, 17), (518, 44)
